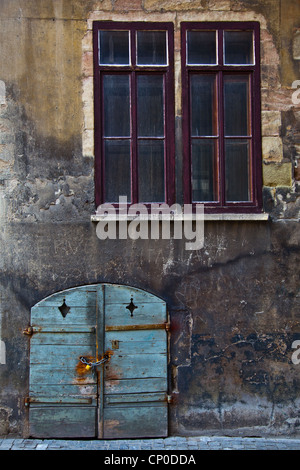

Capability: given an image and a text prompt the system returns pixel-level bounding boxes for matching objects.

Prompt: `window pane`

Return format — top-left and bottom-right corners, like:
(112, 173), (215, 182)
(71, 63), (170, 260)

(190, 74), (217, 136)
(137, 75), (164, 137)
(104, 140), (131, 202)
(103, 75), (130, 137)
(138, 140), (165, 202)
(192, 139), (218, 202)
(225, 139), (250, 202)
(224, 75), (250, 136)
(137, 31), (167, 65)
(187, 31), (216, 65)
(224, 31), (253, 65)
(99, 31), (130, 65)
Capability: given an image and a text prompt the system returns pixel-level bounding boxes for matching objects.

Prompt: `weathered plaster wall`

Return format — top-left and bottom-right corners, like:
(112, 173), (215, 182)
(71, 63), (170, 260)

(0, 0), (299, 437)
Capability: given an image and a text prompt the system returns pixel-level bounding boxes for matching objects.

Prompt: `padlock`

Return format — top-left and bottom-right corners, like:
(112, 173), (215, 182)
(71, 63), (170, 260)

(85, 364), (92, 371)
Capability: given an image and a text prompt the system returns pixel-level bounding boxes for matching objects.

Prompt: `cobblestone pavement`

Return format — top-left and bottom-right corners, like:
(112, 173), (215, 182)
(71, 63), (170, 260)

(1, 435), (300, 450)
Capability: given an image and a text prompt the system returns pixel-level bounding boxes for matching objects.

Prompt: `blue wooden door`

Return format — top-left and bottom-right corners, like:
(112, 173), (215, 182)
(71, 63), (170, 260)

(28, 284), (169, 438)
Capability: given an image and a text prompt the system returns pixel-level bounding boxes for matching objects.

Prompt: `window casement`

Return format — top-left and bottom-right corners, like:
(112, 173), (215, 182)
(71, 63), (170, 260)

(93, 22), (175, 208)
(181, 22), (262, 213)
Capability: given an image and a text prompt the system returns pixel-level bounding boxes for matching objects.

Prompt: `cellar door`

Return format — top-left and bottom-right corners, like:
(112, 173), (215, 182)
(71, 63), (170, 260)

(27, 284), (169, 439)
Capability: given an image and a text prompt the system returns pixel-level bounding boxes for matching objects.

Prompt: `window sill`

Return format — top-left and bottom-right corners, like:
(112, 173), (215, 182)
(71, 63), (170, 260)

(198, 213), (269, 221)
(91, 212), (269, 222)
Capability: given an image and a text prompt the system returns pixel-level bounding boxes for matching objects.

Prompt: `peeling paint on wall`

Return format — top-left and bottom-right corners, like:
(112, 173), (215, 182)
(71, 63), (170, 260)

(0, 341), (6, 365)
(0, 81), (6, 106)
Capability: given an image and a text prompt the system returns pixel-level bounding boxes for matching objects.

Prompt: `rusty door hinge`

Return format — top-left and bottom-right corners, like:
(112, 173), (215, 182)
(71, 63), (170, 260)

(23, 326), (33, 336)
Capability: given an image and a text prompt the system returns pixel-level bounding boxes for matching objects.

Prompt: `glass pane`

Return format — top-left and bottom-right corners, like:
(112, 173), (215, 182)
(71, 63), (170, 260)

(103, 75), (130, 137)
(137, 75), (164, 137)
(137, 31), (167, 65)
(190, 74), (217, 137)
(224, 31), (253, 65)
(104, 140), (131, 202)
(187, 31), (216, 65)
(225, 139), (250, 202)
(138, 140), (165, 202)
(191, 139), (218, 202)
(224, 75), (250, 136)
(99, 31), (130, 65)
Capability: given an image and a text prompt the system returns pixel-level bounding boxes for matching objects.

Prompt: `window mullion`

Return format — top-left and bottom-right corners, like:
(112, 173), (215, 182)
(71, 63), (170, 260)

(218, 70), (225, 207)
(131, 71), (138, 204)
(130, 28), (138, 204)
(218, 28), (223, 66)
(217, 29), (225, 206)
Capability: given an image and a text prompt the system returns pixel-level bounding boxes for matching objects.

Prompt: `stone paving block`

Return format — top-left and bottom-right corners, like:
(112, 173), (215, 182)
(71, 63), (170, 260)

(36, 443), (49, 450)
(1, 436), (300, 450)
(0, 443), (13, 450)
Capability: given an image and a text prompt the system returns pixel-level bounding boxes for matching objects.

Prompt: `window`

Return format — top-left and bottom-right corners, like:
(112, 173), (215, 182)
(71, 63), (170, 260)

(93, 21), (262, 214)
(93, 22), (175, 207)
(182, 22), (262, 213)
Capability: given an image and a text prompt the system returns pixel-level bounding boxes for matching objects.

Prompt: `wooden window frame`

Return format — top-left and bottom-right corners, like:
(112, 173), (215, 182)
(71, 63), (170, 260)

(93, 21), (175, 208)
(181, 22), (263, 213)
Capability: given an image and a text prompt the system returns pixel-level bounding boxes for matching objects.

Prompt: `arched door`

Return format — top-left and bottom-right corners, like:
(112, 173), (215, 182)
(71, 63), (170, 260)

(26, 284), (169, 439)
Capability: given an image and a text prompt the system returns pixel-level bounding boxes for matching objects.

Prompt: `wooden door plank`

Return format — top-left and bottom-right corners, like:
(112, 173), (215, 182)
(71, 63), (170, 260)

(105, 329), (166, 354)
(29, 383), (97, 399)
(31, 306), (96, 327)
(32, 286), (98, 308)
(103, 404), (168, 439)
(105, 377), (166, 394)
(30, 331), (95, 346)
(104, 392), (166, 405)
(29, 406), (97, 438)
(104, 284), (165, 304)
(30, 344), (95, 363)
(29, 364), (97, 384)
(105, 303), (166, 327)
(105, 353), (167, 380)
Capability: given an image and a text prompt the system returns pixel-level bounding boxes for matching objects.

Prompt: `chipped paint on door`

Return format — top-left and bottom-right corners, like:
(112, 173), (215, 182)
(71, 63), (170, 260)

(102, 284), (168, 439)
(27, 284), (169, 439)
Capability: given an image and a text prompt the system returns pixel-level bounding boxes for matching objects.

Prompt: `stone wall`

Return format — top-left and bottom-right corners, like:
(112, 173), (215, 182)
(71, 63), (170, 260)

(0, 0), (299, 437)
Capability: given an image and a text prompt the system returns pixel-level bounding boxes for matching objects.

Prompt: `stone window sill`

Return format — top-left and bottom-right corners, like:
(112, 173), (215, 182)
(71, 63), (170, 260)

(91, 213), (269, 222)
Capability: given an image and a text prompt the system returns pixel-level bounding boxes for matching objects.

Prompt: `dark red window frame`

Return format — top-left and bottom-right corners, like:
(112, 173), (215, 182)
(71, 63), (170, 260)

(93, 21), (175, 208)
(181, 21), (263, 213)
